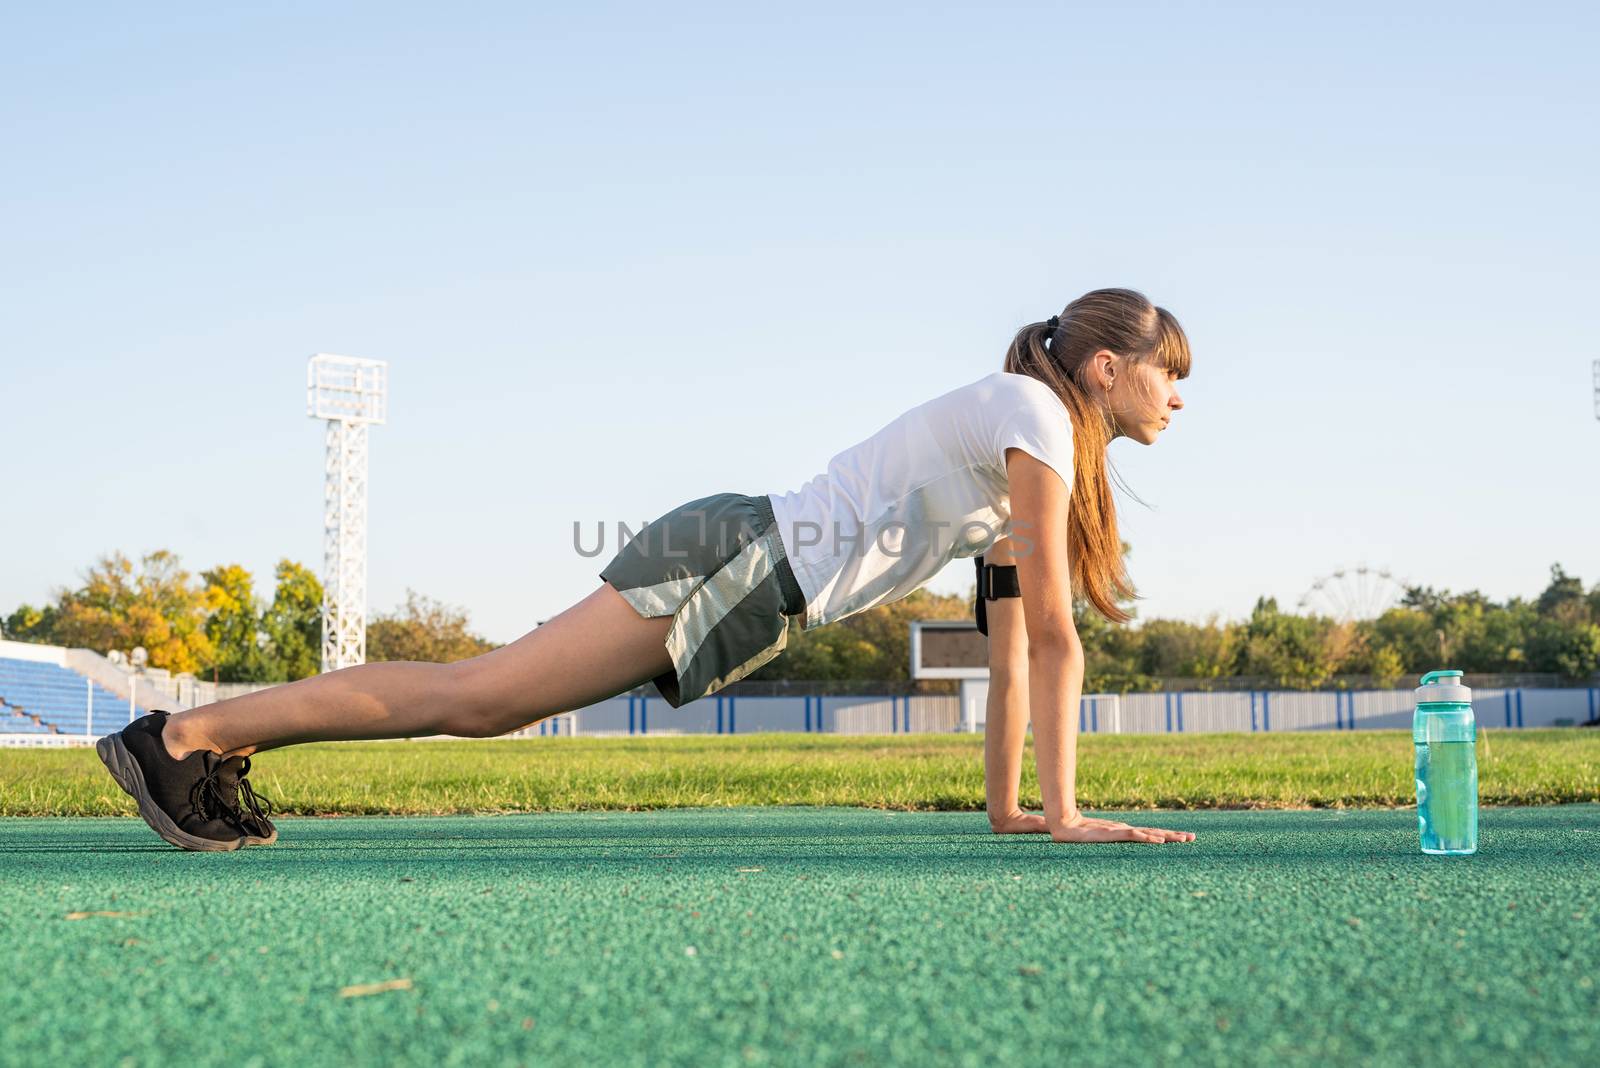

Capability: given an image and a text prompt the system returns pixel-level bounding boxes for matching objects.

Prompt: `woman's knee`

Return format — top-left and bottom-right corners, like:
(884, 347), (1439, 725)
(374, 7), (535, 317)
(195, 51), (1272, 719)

(438, 711), (514, 739)
(442, 714), (512, 739)
(436, 658), (538, 737)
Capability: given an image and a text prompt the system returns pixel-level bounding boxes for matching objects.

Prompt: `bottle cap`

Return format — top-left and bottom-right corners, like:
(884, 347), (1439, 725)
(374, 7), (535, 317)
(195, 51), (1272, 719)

(1415, 669), (1472, 705)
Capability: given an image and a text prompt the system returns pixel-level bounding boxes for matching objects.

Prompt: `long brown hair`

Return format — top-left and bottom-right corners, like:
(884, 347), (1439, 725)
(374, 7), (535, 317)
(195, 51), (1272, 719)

(1003, 287), (1192, 624)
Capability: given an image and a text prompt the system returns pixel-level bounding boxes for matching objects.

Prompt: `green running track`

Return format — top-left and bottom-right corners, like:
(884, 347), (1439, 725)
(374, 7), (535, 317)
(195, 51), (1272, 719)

(3, 806), (1598, 1066)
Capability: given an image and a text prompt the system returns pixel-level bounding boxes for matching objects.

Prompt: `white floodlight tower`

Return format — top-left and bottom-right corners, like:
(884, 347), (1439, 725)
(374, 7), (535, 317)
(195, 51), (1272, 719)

(307, 354), (388, 674)
(1594, 359), (1599, 422)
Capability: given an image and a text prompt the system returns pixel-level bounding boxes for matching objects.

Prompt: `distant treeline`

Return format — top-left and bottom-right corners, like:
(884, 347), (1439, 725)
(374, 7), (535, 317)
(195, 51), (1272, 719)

(6, 552), (1597, 693)
(748, 563), (1600, 692)
(2, 551), (496, 683)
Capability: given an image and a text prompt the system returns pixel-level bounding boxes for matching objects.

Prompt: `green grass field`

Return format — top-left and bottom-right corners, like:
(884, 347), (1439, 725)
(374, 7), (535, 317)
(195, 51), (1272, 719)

(2, 729), (1596, 816)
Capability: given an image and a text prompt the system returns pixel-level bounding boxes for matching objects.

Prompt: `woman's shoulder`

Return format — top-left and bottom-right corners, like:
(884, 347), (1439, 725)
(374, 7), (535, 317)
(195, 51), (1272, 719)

(908, 370), (1067, 433)
(981, 370), (1069, 417)
(949, 369), (1050, 400)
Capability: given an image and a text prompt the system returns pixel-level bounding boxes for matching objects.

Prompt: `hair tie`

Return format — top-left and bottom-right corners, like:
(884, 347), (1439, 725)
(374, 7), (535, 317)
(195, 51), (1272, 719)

(1045, 315), (1060, 330)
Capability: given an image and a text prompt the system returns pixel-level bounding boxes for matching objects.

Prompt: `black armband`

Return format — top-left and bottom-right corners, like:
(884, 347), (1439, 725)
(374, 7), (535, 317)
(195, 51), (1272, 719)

(974, 554), (1022, 636)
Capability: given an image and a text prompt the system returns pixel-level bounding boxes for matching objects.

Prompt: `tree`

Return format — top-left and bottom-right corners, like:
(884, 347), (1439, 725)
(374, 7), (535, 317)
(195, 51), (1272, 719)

(2, 602), (59, 644)
(1235, 596), (1342, 688)
(1368, 643), (1407, 687)
(1381, 587), (1506, 672)
(366, 589), (498, 664)
(198, 564), (280, 683)
(757, 587), (971, 682)
(1526, 618), (1600, 679)
(1131, 617), (1239, 681)
(1536, 564), (1591, 626)
(1460, 598), (1535, 673)
(262, 560), (323, 680)
(10, 550), (1597, 689)
(1070, 540), (1157, 690)
(49, 551), (214, 674)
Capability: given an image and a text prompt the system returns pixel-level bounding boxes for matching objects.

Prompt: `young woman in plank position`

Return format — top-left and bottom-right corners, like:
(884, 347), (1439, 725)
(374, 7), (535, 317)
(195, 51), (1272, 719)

(98, 286), (1194, 850)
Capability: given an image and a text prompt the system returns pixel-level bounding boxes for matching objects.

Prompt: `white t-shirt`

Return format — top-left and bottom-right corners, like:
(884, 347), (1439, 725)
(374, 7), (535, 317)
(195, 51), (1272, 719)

(767, 370), (1075, 630)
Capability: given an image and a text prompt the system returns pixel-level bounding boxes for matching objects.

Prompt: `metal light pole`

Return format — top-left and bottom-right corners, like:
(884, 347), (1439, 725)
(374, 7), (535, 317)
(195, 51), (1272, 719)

(307, 354), (388, 674)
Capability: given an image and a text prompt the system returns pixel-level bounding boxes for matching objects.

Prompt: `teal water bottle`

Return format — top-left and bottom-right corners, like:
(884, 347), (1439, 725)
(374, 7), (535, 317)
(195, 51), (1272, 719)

(1413, 670), (1478, 855)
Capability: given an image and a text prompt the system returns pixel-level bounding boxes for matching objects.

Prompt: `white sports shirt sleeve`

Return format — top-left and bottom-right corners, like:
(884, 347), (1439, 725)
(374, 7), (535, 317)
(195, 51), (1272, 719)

(991, 381), (1077, 494)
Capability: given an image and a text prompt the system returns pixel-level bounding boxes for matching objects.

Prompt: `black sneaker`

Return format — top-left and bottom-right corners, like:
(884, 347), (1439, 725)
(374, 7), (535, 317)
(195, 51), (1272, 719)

(216, 755), (278, 846)
(97, 711), (252, 852)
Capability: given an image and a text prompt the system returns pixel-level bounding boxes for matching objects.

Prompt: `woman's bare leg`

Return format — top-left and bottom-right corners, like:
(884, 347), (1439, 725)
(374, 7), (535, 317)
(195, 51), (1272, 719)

(161, 582), (673, 759)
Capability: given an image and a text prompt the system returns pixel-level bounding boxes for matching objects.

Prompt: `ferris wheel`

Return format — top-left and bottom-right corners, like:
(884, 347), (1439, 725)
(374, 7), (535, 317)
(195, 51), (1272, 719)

(1296, 565), (1410, 622)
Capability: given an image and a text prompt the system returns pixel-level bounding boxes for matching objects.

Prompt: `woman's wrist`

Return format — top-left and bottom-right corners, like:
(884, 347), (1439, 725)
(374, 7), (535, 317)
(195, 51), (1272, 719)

(1047, 806), (1081, 827)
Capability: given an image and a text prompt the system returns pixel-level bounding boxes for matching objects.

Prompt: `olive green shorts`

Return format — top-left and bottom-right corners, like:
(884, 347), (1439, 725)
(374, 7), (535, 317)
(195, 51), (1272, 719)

(599, 492), (808, 708)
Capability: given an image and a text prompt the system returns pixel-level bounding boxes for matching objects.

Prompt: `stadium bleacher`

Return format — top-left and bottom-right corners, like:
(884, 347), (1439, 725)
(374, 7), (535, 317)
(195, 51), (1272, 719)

(0, 702), (51, 734)
(0, 657), (145, 736)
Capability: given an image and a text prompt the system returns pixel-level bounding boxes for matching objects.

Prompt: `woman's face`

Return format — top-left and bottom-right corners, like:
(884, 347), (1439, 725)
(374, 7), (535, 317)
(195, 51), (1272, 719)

(1105, 356), (1184, 445)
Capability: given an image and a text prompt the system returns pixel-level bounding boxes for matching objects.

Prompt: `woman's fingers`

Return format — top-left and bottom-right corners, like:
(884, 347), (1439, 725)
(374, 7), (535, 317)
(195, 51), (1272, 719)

(1078, 816), (1196, 843)
(1132, 825), (1195, 842)
(1113, 826), (1159, 843)
(1052, 817), (1196, 844)
(1053, 823), (1157, 844)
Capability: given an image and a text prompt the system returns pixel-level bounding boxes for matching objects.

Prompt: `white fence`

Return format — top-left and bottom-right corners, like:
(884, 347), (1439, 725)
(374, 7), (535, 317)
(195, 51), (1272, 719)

(3, 685), (1593, 747)
(558, 686), (1600, 735)
(0, 733), (98, 747)
(1102, 687), (1598, 734)
(564, 693), (963, 735)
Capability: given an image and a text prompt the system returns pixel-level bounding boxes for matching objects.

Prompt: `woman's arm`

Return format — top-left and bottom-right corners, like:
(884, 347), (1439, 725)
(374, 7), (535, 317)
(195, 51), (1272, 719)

(980, 536), (1048, 833)
(1004, 447), (1195, 846)
(1004, 447), (1084, 828)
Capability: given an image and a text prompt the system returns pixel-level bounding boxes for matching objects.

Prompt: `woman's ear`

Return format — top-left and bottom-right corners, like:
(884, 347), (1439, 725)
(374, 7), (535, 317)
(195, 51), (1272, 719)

(1092, 349), (1117, 392)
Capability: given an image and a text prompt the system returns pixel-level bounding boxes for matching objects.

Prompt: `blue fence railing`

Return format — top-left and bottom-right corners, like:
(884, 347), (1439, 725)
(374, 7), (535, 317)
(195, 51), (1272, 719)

(559, 686), (1599, 736)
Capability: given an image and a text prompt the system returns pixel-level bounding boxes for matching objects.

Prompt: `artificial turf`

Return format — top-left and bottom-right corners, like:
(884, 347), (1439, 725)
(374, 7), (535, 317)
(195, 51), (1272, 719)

(3, 806), (1598, 1066)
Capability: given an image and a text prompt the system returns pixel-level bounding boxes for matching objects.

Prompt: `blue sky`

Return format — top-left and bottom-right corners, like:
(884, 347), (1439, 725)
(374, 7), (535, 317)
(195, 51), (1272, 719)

(4, 1), (1597, 644)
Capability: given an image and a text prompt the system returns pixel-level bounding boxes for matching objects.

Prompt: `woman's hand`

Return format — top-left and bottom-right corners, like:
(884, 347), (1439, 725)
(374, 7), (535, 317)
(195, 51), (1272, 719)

(988, 808), (1050, 835)
(1049, 812), (1195, 844)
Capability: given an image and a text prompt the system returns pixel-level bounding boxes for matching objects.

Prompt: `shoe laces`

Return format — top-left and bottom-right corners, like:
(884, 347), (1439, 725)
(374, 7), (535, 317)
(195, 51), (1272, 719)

(234, 758), (277, 827)
(189, 756), (276, 831)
